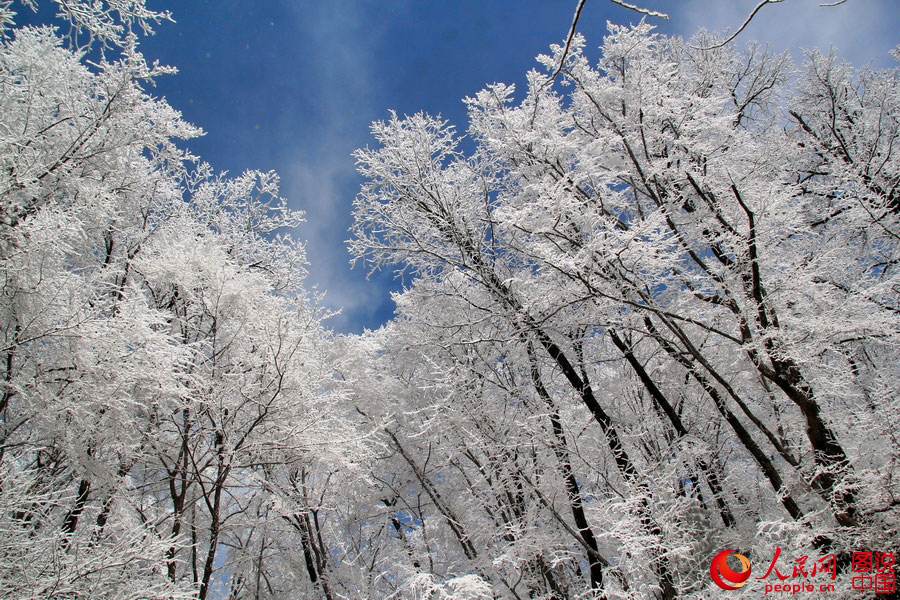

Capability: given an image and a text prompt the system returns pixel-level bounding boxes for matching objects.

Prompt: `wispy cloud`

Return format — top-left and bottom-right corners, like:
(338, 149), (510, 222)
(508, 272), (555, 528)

(287, 159), (394, 333)
(276, 1), (406, 332)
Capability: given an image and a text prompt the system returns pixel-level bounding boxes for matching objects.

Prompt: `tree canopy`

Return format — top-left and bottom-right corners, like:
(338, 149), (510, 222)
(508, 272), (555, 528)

(1, 2), (898, 599)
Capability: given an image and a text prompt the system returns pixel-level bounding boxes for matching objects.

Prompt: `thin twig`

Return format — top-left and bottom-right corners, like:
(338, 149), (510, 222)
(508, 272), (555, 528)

(692, 0), (784, 50)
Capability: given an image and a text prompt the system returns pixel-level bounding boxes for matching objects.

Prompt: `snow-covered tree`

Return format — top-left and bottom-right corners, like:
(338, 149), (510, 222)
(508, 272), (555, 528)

(0, 3), (357, 598)
(350, 23), (900, 598)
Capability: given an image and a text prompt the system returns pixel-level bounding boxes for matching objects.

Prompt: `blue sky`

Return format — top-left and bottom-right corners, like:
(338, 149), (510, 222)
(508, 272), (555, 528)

(16, 0), (900, 333)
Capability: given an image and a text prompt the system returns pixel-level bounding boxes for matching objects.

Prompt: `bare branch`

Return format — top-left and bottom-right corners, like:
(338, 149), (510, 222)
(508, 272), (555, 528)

(543, 0), (588, 88)
(608, 0), (669, 19)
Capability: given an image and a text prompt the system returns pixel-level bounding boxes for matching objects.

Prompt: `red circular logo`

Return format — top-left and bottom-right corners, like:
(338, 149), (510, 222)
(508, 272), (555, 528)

(711, 550), (752, 590)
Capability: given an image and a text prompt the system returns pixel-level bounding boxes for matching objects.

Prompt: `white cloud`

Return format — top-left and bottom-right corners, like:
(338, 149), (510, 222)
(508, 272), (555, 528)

(286, 160), (380, 332)
(275, 1), (405, 332)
